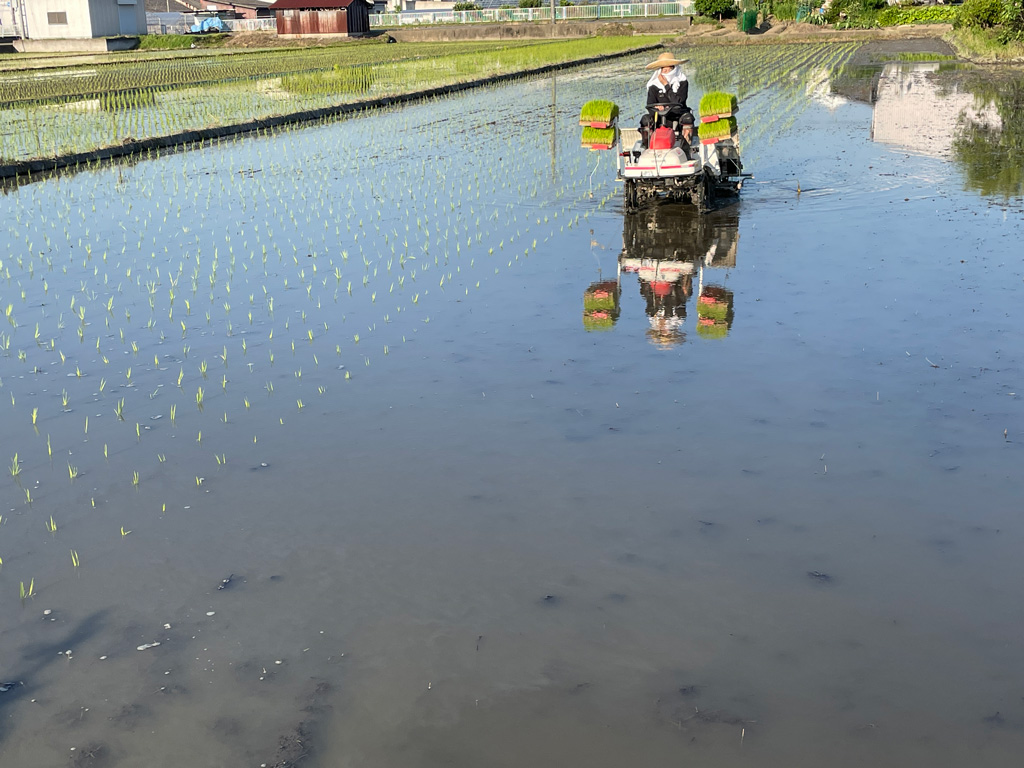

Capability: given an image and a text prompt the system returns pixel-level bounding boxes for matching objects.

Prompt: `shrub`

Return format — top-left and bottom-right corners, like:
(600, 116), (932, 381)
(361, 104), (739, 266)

(877, 4), (959, 25)
(772, 0), (798, 20)
(694, 0), (738, 18)
(452, 2), (481, 9)
(1006, 0), (1024, 38)
(953, 0), (1001, 29)
(518, 0), (542, 7)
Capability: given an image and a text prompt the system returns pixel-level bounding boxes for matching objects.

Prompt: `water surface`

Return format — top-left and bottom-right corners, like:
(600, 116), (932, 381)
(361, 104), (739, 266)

(1, 48), (1023, 768)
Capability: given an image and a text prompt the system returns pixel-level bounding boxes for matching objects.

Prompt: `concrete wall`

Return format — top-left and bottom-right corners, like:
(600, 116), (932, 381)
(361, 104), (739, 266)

(25, 0), (146, 38)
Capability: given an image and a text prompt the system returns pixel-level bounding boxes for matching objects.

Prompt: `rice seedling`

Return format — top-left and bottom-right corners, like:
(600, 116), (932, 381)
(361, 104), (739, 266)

(20, 579), (35, 600)
(9, 453), (20, 479)
(45, 516), (57, 534)
(70, 550), (80, 568)
(579, 100), (619, 127)
(698, 91), (739, 118)
(699, 117), (738, 143)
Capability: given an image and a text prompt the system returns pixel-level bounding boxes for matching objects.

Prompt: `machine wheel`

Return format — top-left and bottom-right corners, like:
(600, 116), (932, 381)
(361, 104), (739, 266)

(624, 180), (639, 212)
(698, 172), (715, 213)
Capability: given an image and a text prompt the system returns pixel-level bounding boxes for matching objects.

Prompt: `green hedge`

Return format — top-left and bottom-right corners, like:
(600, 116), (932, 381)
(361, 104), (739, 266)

(878, 5), (959, 26)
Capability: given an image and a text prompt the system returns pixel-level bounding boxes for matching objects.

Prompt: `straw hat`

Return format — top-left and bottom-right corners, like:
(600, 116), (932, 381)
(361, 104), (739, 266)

(645, 52), (688, 70)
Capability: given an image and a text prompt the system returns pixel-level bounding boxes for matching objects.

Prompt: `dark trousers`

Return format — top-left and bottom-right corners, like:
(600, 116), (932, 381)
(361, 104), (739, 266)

(640, 107), (692, 148)
(642, 106), (690, 130)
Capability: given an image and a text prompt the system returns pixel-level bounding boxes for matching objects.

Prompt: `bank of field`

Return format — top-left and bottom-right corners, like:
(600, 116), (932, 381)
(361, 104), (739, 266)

(0, 37), (659, 165)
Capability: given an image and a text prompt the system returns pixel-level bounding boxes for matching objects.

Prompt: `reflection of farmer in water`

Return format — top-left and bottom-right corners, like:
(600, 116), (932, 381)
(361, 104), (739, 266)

(623, 259), (693, 347)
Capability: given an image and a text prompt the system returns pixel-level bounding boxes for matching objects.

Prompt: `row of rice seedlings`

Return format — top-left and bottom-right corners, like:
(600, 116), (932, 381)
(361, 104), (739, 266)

(0, 47), (856, 599)
(0, 39), (549, 106)
(0, 70), (622, 595)
(281, 64), (377, 97)
(0, 36), (659, 163)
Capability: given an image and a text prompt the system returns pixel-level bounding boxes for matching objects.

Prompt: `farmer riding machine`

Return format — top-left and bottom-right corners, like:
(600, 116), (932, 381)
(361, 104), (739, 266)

(580, 93), (750, 213)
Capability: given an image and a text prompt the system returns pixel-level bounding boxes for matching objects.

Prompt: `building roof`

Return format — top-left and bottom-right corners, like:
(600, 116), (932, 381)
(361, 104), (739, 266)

(269, 0), (367, 8)
(209, 0), (277, 8)
(144, 0), (201, 11)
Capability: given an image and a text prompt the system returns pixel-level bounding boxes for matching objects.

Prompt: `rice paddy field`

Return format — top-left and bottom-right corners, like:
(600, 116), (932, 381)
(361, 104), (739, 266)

(2, 41), (1024, 768)
(0, 37), (657, 165)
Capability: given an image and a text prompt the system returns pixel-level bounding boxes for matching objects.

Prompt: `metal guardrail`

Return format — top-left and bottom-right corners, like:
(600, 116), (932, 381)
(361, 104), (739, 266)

(145, 14), (277, 35)
(371, 3), (694, 26)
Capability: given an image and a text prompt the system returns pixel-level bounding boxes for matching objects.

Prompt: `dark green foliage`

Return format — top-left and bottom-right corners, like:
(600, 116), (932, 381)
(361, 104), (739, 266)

(954, 0), (1003, 29)
(518, 0), (542, 7)
(953, 75), (1024, 197)
(822, 0), (886, 26)
(694, 0), (738, 19)
(771, 1), (799, 20)
(1001, 0), (1024, 39)
(453, 2), (482, 9)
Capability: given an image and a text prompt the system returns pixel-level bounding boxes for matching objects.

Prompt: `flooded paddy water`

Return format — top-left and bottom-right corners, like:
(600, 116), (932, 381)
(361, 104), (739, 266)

(1, 42), (1023, 767)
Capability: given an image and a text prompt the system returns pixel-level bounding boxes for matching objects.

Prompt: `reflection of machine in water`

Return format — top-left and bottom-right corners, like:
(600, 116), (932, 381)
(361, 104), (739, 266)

(582, 280), (621, 331)
(616, 204), (739, 346)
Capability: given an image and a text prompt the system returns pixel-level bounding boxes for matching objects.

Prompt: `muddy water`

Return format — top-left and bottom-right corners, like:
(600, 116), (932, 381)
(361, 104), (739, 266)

(1, 49), (1023, 768)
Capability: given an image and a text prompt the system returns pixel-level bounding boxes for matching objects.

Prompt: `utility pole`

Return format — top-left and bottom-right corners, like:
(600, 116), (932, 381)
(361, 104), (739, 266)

(550, 0), (555, 26)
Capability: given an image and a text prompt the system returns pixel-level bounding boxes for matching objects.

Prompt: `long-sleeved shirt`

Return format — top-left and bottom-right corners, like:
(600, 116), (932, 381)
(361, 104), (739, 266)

(646, 66), (689, 113)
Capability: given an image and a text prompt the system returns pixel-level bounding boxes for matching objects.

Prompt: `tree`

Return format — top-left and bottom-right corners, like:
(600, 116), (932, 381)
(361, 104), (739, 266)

(694, 0), (737, 18)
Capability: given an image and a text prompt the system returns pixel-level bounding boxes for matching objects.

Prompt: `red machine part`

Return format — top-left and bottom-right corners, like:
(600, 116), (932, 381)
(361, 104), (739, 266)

(650, 127), (675, 150)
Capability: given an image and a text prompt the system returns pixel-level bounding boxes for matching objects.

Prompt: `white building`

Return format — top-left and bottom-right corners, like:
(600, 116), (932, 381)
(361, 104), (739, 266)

(21, 0), (147, 38)
(871, 63), (1001, 159)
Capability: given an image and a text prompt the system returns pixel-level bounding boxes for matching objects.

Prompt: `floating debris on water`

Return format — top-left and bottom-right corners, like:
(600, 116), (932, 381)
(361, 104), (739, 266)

(136, 643), (161, 651)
